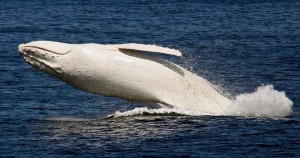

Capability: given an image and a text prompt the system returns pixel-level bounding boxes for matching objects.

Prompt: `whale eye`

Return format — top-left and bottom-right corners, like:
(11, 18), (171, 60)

(21, 41), (75, 55)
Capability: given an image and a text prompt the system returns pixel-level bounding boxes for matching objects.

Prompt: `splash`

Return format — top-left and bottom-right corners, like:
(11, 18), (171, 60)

(111, 85), (293, 118)
(109, 108), (178, 118)
(109, 107), (210, 118)
(225, 85), (293, 117)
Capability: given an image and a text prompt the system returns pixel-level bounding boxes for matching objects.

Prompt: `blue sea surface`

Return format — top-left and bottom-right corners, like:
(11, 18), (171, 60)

(1, 1), (299, 157)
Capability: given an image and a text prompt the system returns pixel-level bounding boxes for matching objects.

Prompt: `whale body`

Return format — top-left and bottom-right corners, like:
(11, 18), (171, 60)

(18, 41), (232, 114)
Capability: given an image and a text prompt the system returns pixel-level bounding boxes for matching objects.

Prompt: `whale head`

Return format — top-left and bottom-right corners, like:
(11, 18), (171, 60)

(18, 41), (75, 78)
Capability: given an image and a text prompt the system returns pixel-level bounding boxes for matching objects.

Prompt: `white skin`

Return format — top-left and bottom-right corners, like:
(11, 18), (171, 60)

(19, 41), (232, 114)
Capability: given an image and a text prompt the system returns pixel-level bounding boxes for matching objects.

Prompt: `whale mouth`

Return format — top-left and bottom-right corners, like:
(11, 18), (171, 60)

(18, 44), (58, 61)
(19, 41), (74, 55)
(20, 45), (67, 55)
(18, 43), (64, 75)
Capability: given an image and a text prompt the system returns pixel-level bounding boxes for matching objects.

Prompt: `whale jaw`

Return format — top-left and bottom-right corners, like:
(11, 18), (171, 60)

(19, 41), (74, 55)
(18, 41), (68, 77)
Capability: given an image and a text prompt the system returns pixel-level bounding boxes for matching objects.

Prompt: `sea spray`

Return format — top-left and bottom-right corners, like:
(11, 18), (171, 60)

(225, 85), (293, 117)
(111, 85), (293, 118)
(109, 107), (210, 118)
(110, 108), (175, 118)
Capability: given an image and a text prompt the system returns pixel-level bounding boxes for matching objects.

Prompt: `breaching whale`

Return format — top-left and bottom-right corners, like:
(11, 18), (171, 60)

(18, 41), (232, 114)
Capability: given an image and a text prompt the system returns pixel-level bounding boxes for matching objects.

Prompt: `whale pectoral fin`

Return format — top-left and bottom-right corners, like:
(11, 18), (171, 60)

(113, 43), (182, 57)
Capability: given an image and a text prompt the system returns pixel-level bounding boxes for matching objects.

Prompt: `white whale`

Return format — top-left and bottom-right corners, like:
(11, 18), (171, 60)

(18, 41), (232, 114)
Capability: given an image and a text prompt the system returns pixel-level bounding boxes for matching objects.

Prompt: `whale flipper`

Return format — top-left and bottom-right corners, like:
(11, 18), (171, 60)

(113, 43), (182, 56)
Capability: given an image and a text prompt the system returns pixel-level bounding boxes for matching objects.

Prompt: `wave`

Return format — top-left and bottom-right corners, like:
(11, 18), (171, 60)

(111, 85), (293, 118)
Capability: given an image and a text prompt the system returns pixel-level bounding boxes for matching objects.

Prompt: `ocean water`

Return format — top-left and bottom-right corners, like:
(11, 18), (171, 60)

(1, 1), (300, 157)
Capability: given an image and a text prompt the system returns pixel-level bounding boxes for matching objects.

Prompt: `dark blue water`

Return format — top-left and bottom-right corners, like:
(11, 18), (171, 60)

(1, 1), (300, 157)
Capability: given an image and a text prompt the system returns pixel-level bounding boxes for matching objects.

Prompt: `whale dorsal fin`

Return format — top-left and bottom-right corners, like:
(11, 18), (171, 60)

(113, 43), (182, 57)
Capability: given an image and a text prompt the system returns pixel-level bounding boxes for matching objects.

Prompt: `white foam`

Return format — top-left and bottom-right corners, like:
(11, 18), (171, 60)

(110, 85), (293, 118)
(225, 85), (293, 117)
(109, 107), (211, 118)
(109, 107), (173, 117)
